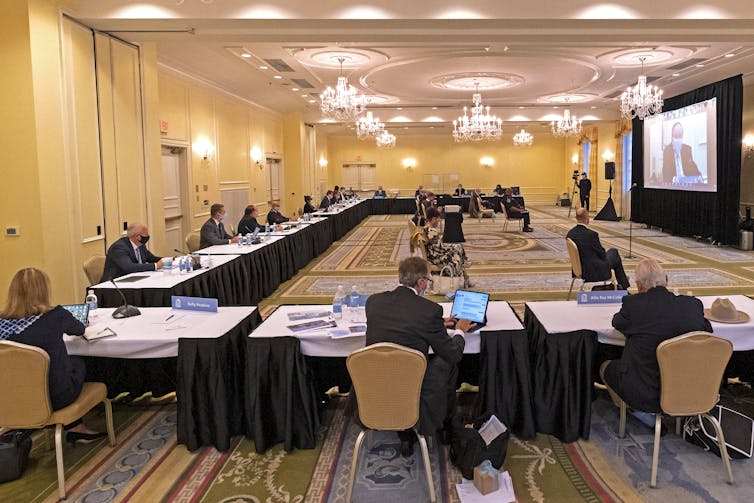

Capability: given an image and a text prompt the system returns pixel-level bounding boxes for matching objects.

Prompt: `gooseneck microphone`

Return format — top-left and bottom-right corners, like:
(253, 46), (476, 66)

(111, 279), (141, 319)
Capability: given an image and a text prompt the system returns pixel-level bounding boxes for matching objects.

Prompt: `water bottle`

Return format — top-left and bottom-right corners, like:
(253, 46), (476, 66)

(85, 289), (97, 311)
(265, 223), (271, 239)
(332, 285), (346, 320)
(348, 285), (361, 322)
(238, 234), (244, 246)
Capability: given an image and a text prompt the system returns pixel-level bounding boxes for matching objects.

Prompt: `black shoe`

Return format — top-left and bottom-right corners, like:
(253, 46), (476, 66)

(523, 227), (534, 232)
(400, 438), (415, 457)
(66, 431), (107, 446)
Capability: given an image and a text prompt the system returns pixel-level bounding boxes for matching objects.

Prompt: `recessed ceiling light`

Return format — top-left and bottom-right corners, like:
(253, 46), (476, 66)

(432, 107), (438, 110)
(291, 87), (299, 91)
(241, 53), (251, 59)
(695, 64), (705, 68)
(273, 75), (283, 79)
(301, 94), (308, 97)
(591, 106), (597, 109)
(308, 99), (316, 103)
(259, 65), (268, 70)
(397, 107), (403, 110)
(672, 73), (681, 77)
(725, 53), (735, 58)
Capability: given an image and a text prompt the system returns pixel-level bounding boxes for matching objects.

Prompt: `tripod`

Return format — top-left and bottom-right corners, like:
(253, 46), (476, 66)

(625, 183), (638, 258)
(567, 178), (579, 218)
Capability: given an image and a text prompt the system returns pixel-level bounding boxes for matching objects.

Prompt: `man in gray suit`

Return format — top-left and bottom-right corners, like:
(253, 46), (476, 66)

(199, 203), (239, 249)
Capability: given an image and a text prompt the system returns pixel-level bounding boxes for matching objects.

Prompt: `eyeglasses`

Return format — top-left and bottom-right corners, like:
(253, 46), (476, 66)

(421, 276), (434, 285)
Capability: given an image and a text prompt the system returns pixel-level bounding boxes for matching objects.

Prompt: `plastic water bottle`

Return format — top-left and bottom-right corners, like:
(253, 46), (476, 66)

(85, 289), (97, 311)
(265, 223), (271, 239)
(348, 285), (361, 322)
(332, 285), (346, 320)
(238, 234), (244, 246)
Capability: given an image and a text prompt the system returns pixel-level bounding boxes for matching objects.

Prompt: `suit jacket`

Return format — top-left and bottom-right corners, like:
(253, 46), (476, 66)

(578, 178), (592, 196)
(374, 190), (386, 197)
(454, 187), (466, 196)
(662, 143), (701, 182)
(267, 209), (289, 225)
(303, 202), (316, 213)
(566, 224), (611, 282)
(237, 216), (262, 235)
(101, 236), (161, 282)
(199, 217), (232, 249)
(611, 286), (712, 412)
(319, 196), (332, 209)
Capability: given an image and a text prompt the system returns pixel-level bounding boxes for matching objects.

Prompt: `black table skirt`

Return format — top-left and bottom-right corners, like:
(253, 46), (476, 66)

(328, 201), (371, 241)
(444, 212), (465, 243)
(370, 198), (416, 215)
(176, 309), (262, 451)
(524, 305), (597, 443)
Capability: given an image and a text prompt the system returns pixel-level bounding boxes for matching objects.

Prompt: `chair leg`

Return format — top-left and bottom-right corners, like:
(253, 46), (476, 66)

(568, 278), (575, 300)
(618, 401), (627, 438)
(416, 431), (436, 503)
(650, 414), (662, 488)
(103, 399), (116, 447)
(345, 429), (367, 503)
(55, 424), (66, 500)
(675, 417), (682, 436)
(704, 413), (734, 484)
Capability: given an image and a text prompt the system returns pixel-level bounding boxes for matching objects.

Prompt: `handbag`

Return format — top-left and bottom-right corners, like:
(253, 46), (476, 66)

(431, 265), (464, 295)
(449, 412), (509, 480)
(0, 429), (33, 483)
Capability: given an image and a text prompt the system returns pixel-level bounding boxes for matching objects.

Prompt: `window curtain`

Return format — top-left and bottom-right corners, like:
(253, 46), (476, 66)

(578, 127), (599, 204)
(614, 118), (632, 217)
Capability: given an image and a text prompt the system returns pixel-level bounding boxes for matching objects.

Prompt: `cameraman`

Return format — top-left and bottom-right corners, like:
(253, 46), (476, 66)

(578, 172), (592, 211)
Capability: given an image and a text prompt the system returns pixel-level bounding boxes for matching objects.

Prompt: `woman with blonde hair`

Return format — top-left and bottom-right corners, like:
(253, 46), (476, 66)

(0, 268), (105, 444)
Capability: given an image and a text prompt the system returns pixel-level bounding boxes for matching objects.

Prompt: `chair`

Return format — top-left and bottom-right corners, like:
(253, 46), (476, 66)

(345, 343), (435, 503)
(185, 231), (201, 252)
(226, 223), (236, 236)
(473, 195), (494, 222)
(407, 219), (419, 255)
(501, 204), (524, 232)
(0, 341), (116, 500)
(612, 332), (734, 488)
(410, 229), (441, 273)
(565, 238), (615, 299)
(82, 255), (106, 285)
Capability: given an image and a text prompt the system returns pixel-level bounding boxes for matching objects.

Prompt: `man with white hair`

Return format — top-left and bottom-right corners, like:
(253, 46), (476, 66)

(101, 223), (162, 281)
(601, 259), (712, 416)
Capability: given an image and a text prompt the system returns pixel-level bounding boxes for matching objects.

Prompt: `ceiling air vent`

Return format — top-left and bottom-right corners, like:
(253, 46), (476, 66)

(264, 59), (295, 72)
(291, 78), (315, 89)
(666, 58), (706, 70)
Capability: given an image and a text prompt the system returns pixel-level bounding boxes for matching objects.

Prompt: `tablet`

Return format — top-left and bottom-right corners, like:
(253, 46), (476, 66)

(450, 290), (490, 324)
(63, 303), (90, 326)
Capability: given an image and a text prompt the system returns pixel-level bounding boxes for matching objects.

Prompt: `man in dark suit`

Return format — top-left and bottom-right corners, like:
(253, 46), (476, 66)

(578, 172), (592, 211)
(662, 122), (701, 183)
(200, 203), (239, 249)
(237, 204), (262, 235)
(502, 188), (533, 232)
(602, 259), (712, 415)
(454, 184), (465, 196)
(100, 223), (162, 282)
(373, 186), (387, 198)
(319, 190), (333, 209)
(266, 199), (293, 225)
(365, 257), (474, 455)
(566, 208), (629, 289)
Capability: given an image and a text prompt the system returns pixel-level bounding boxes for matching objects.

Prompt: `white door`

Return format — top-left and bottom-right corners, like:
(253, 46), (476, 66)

(266, 158), (282, 201)
(161, 147), (185, 253)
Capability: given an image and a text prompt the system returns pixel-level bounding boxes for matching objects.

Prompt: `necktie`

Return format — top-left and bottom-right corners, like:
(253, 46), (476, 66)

(675, 152), (683, 179)
(218, 222), (225, 238)
(135, 247), (142, 264)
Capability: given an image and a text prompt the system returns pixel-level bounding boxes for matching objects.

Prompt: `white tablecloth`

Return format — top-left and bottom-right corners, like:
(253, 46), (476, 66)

(196, 235), (286, 255)
(89, 254), (238, 289)
(526, 295), (754, 351)
(311, 199), (365, 216)
(64, 306), (257, 358)
(250, 301), (522, 357)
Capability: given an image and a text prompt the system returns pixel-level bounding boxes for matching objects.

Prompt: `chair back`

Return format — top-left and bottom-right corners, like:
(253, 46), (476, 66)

(0, 341), (53, 428)
(83, 255), (106, 285)
(347, 343), (427, 431)
(658, 331), (733, 415)
(185, 232), (201, 252)
(566, 238), (583, 279)
(407, 219), (418, 253)
(226, 224), (236, 236)
(411, 229), (429, 260)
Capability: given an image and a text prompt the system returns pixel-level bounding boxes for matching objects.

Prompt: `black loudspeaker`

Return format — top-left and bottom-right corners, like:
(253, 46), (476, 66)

(604, 162), (616, 180)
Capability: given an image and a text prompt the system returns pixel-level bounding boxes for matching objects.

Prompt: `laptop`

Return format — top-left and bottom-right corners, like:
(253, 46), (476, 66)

(450, 290), (490, 332)
(63, 304), (90, 326)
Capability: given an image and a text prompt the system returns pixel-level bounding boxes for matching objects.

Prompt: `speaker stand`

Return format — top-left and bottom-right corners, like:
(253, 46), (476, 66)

(594, 180), (620, 221)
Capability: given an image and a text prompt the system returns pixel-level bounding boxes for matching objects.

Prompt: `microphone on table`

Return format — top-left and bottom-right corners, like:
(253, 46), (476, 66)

(629, 183), (638, 191)
(111, 279), (141, 319)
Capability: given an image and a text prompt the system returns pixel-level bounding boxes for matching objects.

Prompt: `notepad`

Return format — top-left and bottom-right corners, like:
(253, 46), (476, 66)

(83, 327), (117, 341)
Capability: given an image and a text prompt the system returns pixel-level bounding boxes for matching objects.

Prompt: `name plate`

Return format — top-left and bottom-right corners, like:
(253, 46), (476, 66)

(577, 290), (628, 305)
(171, 295), (218, 313)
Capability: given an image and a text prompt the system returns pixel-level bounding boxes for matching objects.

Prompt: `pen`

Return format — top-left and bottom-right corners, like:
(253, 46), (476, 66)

(165, 314), (174, 322)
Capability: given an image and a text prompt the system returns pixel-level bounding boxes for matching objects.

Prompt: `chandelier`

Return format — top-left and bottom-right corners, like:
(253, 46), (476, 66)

(551, 99), (583, 137)
(375, 129), (396, 148)
(452, 82), (503, 142)
(320, 58), (366, 121)
(355, 111), (385, 140)
(620, 57), (664, 120)
(512, 128), (534, 146)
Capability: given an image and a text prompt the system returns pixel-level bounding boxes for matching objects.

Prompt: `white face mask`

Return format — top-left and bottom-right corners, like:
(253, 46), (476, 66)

(672, 138), (683, 152)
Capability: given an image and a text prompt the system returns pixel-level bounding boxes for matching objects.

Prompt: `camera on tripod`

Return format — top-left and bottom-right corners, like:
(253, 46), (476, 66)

(572, 170), (580, 182)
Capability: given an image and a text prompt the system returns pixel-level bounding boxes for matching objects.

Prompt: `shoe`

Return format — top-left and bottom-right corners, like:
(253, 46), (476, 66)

(66, 431), (107, 446)
(523, 227), (534, 232)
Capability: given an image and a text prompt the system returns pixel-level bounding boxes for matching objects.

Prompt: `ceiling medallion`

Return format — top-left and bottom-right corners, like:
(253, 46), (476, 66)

(452, 82), (503, 142)
(375, 129), (396, 148)
(320, 57), (366, 121)
(355, 111), (385, 140)
(551, 97), (582, 137)
(431, 72), (524, 91)
(513, 128), (534, 147)
(620, 56), (664, 120)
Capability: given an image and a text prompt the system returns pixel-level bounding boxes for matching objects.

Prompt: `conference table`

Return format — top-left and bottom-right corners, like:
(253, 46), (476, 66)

(312, 199), (371, 240)
(248, 301), (536, 442)
(64, 306), (261, 452)
(524, 294), (754, 443)
(369, 197), (416, 215)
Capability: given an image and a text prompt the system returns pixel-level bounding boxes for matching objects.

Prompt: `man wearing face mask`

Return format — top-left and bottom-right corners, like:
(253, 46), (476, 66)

(662, 122), (701, 183)
(267, 199), (296, 225)
(200, 203), (239, 249)
(100, 223), (163, 282)
(365, 256), (474, 456)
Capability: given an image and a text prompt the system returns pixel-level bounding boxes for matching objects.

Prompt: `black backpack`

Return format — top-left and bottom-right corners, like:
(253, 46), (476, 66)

(449, 412), (509, 480)
(0, 429), (33, 483)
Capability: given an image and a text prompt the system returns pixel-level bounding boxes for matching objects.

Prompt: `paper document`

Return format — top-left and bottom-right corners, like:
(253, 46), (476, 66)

(456, 471), (515, 503)
(478, 415), (507, 446)
(287, 311), (333, 321)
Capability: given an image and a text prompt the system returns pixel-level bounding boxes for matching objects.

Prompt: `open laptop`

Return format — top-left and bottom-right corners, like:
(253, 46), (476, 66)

(63, 303), (90, 326)
(450, 289), (489, 332)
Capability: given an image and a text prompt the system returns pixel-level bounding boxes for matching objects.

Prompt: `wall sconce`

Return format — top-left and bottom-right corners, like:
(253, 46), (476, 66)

(480, 156), (494, 168)
(602, 150), (615, 162)
(402, 157), (417, 170)
(319, 156), (328, 168)
(192, 138), (215, 160)
(571, 153), (579, 165)
(250, 146), (263, 169)
(744, 134), (754, 159)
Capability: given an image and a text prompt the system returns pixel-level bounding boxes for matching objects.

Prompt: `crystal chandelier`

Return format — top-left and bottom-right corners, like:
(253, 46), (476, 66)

(320, 58), (366, 121)
(620, 57), (664, 120)
(375, 129), (396, 148)
(452, 82), (503, 142)
(355, 111), (385, 140)
(512, 128), (534, 146)
(551, 99), (583, 137)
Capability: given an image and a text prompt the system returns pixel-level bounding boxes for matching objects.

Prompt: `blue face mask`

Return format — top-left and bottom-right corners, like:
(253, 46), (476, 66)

(672, 139), (683, 152)
(219, 213), (226, 220)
